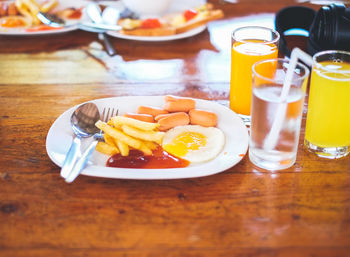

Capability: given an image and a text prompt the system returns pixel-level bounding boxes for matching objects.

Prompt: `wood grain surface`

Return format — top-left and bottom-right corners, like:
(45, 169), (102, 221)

(0, 0), (349, 256)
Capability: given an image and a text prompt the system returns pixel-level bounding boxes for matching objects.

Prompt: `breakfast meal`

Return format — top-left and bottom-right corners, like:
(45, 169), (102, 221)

(1, 1), (223, 35)
(165, 3), (224, 34)
(118, 17), (176, 36)
(94, 95), (226, 169)
(0, 0), (82, 31)
(162, 125), (225, 163)
(118, 3), (224, 36)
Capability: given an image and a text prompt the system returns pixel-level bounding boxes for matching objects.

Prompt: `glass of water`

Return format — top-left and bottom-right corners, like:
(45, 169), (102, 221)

(249, 58), (310, 170)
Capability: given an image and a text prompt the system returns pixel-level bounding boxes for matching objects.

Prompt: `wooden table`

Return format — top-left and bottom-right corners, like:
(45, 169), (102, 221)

(1, 0), (349, 256)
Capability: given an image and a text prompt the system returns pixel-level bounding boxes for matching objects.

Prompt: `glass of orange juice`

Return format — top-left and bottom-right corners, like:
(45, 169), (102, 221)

(230, 26), (280, 123)
(304, 50), (350, 159)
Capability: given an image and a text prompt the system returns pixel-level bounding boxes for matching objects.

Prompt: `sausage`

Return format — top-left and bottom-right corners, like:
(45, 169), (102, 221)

(189, 109), (218, 127)
(154, 113), (172, 121)
(157, 112), (190, 131)
(124, 113), (155, 123)
(163, 95), (196, 112)
(137, 105), (168, 117)
(0, 3), (8, 17)
(7, 3), (18, 16)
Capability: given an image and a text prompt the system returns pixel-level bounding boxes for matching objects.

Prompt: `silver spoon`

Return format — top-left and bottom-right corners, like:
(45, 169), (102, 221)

(60, 103), (100, 179)
(37, 11), (122, 31)
(86, 3), (119, 56)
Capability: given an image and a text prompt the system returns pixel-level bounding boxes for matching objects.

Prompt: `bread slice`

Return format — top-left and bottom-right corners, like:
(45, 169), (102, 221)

(118, 18), (176, 36)
(173, 9), (224, 34)
(118, 3), (224, 37)
(164, 3), (224, 34)
(120, 25), (176, 36)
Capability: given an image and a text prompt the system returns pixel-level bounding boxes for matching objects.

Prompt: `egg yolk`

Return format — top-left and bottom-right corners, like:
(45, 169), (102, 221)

(163, 132), (207, 157)
(1, 17), (26, 28)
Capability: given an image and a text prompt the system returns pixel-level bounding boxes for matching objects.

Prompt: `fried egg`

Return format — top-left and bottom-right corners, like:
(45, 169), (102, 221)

(0, 16), (31, 29)
(162, 125), (225, 163)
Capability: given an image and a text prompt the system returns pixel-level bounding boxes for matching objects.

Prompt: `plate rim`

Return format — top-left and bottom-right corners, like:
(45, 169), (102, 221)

(46, 96), (249, 180)
(102, 0), (207, 42)
(106, 25), (207, 42)
(0, 0), (89, 36)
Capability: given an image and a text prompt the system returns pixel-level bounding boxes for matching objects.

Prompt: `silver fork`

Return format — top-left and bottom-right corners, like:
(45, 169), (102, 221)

(65, 107), (117, 183)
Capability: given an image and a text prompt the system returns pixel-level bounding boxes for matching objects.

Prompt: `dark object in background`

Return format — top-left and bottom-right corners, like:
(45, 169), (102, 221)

(275, 4), (350, 57)
(120, 8), (139, 19)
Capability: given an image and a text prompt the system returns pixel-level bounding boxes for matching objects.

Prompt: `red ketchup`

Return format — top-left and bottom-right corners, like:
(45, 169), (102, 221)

(107, 146), (189, 169)
(67, 8), (83, 19)
(140, 18), (161, 29)
(183, 9), (198, 21)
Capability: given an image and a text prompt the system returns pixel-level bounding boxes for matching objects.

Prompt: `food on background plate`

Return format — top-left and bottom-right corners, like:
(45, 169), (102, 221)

(118, 3), (223, 37)
(15, 0), (58, 25)
(0, 15), (30, 28)
(0, 2), (19, 17)
(55, 6), (82, 19)
(164, 3), (224, 34)
(94, 95), (225, 169)
(0, 0), (82, 30)
(118, 17), (176, 36)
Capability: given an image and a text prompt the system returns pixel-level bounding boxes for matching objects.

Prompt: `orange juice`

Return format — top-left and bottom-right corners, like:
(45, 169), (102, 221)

(230, 40), (278, 115)
(305, 60), (350, 148)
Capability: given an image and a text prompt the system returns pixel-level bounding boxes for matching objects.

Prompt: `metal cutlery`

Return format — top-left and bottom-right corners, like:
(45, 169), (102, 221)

(60, 103), (100, 179)
(37, 10), (122, 31)
(65, 107), (117, 183)
(86, 3), (119, 56)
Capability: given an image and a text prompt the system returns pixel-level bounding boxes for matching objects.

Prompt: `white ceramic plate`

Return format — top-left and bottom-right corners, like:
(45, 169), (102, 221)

(104, 0), (207, 41)
(0, 0), (89, 36)
(107, 25), (206, 42)
(46, 96), (249, 180)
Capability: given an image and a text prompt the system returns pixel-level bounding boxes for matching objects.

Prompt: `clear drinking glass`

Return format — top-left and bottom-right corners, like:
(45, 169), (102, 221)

(249, 58), (309, 170)
(304, 50), (350, 159)
(230, 26), (280, 124)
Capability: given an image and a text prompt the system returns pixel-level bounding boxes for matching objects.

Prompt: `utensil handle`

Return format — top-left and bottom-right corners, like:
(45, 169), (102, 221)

(65, 140), (98, 183)
(99, 33), (117, 56)
(60, 136), (81, 179)
(79, 22), (122, 31)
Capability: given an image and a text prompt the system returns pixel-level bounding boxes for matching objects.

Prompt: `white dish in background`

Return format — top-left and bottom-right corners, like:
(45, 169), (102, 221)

(46, 96), (249, 180)
(0, 0), (89, 36)
(107, 25), (206, 42)
(104, 0), (207, 41)
(121, 0), (173, 16)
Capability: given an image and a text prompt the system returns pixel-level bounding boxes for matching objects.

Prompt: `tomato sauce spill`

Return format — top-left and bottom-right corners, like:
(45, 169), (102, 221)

(140, 18), (161, 29)
(183, 9), (198, 21)
(1, 17), (26, 28)
(107, 146), (189, 169)
(67, 8), (83, 19)
(25, 25), (62, 32)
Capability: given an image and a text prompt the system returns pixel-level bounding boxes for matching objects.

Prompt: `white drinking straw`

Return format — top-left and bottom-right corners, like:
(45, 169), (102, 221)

(263, 48), (313, 151)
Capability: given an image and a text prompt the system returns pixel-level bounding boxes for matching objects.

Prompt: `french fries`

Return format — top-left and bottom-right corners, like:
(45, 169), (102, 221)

(103, 134), (117, 147)
(96, 142), (119, 156)
(95, 116), (164, 157)
(40, 0), (58, 13)
(121, 124), (164, 145)
(116, 139), (129, 156)
(110, 116), (159, 131)
(15, 0), (58, 25)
